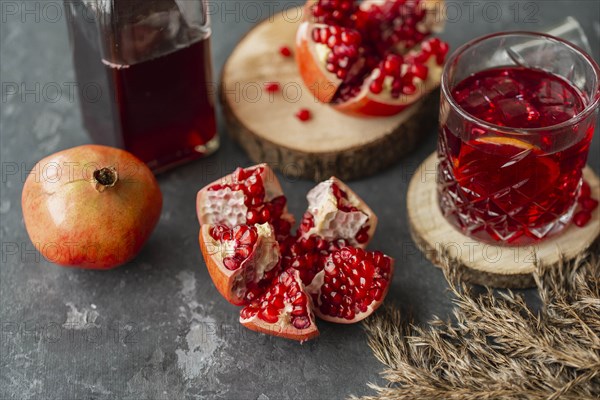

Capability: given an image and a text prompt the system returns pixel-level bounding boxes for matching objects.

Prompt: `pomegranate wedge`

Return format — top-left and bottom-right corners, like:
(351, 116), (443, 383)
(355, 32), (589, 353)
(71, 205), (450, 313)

(296, 0), (448, 116)
(240, 269), (319, 342)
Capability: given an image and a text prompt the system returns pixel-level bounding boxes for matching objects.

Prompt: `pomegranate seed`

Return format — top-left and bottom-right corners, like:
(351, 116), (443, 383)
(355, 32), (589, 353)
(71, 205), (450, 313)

(279, 46), (292, 57)
(355, 226), (370, 244)
(246, 210), (259, 224)
(247, 181), (263, 197)
(223, 256), (241, 271)
(209, 225), (229, 240)
(222, 230), (233, 241)
(291, 306), (306, 316)
(259, 207), (271, 224)
(580, 181), (591, 198)
(369, 81), (383, 94)
(295, 108), (311, 122)
(260, 308), (279, 323)
(276, 219), (292, 236)
(383, 55), (401, 75)
(292, 316), (311, 329)
(269, 295), (284, 309)
(250, 196), (262, 207)
(234, 225), (257, 245)
(264, 82), (280, 93)
(343, 308), (355, 320)
(410, 64), (429, 80)
(573, 211), (591, 227)
(402, 83), (417, 95)
(293, 292), (307, 305)
(233, 167), (247, 182)
(235, 245), (251, 259)
(580, 198), (598, 211)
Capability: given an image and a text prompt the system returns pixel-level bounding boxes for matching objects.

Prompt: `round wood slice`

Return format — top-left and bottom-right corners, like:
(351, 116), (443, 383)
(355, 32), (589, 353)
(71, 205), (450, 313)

(219, 8), (439, 181)
(407, 153), (600, 289)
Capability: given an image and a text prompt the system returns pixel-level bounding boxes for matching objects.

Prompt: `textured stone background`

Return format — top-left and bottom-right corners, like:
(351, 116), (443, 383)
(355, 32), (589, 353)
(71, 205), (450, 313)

(1, 1), (599, 399)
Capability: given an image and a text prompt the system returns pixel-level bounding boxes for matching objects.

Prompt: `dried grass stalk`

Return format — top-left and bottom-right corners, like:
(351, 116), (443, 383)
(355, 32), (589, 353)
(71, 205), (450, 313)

(355, 254), (600, 400)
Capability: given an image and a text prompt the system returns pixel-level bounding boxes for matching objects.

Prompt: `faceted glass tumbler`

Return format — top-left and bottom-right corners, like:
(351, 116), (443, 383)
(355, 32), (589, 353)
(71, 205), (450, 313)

(437, 32), (600, 245)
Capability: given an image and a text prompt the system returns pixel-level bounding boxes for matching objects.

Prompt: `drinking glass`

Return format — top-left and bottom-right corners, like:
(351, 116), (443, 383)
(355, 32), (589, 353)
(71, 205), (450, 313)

(437, 32), (600, 245)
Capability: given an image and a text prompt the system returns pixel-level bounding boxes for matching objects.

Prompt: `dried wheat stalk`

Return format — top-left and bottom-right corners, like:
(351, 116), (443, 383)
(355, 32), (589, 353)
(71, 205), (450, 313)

(355, 254), (600, 400)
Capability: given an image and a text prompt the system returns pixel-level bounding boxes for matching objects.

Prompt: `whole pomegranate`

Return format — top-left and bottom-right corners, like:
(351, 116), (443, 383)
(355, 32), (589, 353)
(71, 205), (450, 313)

(296, 0), (448, 116)
(22, 145), (162, 269)
(197, 165), (394, 342)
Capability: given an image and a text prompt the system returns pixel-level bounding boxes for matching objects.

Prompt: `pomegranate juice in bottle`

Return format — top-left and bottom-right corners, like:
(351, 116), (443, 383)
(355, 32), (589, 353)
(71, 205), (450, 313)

(65, 0), (217, 172)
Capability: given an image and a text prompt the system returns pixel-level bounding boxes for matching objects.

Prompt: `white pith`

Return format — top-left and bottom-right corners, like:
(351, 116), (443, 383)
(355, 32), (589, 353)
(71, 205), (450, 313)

(253, 223), (280, 281)
(199, 187), (248, 227)
(316, 42), (330, 67)
(303, 179), (370, 244)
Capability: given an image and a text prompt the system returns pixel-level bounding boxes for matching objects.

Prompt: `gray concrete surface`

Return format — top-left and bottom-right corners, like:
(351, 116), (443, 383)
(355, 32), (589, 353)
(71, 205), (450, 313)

(1, 1), (599, 399)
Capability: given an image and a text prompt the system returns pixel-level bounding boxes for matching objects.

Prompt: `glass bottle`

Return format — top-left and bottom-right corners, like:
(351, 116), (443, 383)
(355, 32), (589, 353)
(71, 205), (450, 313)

(64, 0), (218, 172)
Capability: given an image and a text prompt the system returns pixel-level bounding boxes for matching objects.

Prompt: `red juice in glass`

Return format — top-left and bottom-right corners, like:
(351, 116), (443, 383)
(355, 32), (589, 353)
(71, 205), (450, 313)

(438, 33), (600, 245)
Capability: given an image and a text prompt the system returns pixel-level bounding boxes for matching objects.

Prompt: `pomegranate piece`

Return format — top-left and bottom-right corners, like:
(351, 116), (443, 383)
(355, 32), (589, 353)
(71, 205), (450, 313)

(199, 223), (281, 305)
(240, 269), (319, 342)
(196, 164), (294, 238)
(197, 164), (395, 341)
(307, 247), (394, 323)
(299, 177), (377, 247)
(295, 0), (448, 116)
(279, 45), (292, 57)
(295, 108), (312, 121)
(264, 82), (280, 93)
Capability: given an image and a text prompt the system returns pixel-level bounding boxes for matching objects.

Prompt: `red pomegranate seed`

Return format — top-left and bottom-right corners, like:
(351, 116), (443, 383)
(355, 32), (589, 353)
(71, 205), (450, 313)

(295, 108), (311, 122)
(580, 181), (591, 198)
(235, 245), (252, 259)
(233, 167), (247, 182)
(292, 316), (310, 329)
(369, 80), (383, 94)
(264, 82), (280, 93)
(355, 230), (369, 244)
(279, 46), (292, 57)
(383, 54), (401, 75)
(573, 211), (592, 227)
(246, 210), (259, 225)
(580, 197), (598, 211)
(223, 256), (241, 270)
(259, 208), (271, 224)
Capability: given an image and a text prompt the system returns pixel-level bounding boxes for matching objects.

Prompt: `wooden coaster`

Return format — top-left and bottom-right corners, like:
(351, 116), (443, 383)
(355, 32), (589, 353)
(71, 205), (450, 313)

(407, 153), (600, 289)
(219, 9), (439, 181)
